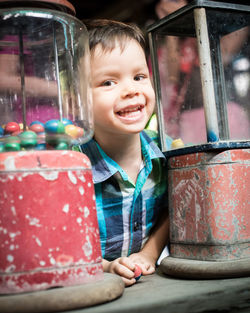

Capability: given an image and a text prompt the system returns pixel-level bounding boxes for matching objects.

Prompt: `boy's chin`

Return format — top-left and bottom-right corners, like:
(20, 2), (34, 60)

(123, 123), (148, 134)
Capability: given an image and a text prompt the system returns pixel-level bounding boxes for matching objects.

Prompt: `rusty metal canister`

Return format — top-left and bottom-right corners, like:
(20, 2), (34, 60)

(161, 148), (250, 278)
(0, 150), (103, 294)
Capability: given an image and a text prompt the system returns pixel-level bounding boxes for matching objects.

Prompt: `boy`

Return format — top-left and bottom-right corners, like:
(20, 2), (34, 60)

(78, 19), (172, 286)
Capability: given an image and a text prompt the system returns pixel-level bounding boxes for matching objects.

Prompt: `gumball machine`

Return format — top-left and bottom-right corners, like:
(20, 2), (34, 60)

(147, 0), (250, 278)
(0, 1), (123, 312)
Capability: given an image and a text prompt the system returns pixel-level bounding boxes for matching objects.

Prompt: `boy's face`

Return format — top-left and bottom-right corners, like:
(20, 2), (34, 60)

(90, 39), (155, 139)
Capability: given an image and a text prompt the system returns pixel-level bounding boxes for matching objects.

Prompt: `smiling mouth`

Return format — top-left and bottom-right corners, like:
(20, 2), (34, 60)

(117, 105), (144, 117)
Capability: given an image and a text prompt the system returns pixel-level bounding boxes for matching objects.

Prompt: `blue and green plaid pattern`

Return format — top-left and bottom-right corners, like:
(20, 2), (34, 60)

(77, 130), (172, 261)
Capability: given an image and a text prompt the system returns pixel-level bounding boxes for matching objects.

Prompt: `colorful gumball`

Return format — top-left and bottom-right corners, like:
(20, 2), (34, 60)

(171, 138), (185, 149)
(65, 124), (78, 138)
(12, 130), (22, 136)
(45, 120), (65, 134)
(46, 132), (70, 148)
(0, 126), (4, 137)
(55, 141), (69, 150)
(35, 143), (46, 150)
(36, 132), (46, 148)
(30, 121), (44, 127)
(4, 136), (21, 151)
(37, 132), (46, 140)
(18, 123), (26, 131)
(5, 122), (20, 134)
(62, 118), (73, 126)
(29, 123), (45, 134)
(134, 264), (142, 282)
(75, 126), (84, 138)
(19, 131), (37, 149)
(0, 143), (4, 152)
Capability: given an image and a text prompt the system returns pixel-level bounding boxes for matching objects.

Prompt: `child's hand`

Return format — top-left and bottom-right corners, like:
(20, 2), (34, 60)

(128, 251), (156, 276)
(103, 257), (137, 287)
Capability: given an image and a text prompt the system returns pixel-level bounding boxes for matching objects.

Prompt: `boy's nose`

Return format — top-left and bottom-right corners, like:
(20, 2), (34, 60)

(121, 80), (139, 97)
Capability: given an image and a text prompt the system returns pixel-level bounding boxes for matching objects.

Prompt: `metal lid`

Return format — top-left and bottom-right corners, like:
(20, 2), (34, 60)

(0, 0), (76, 15)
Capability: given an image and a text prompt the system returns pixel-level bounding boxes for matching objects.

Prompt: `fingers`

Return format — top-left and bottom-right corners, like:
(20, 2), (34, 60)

(106, 256), (155, 287)
(108, 257), (137, 287)
(140, 263), (155, 275)
(122, 277), (136, 287)
(128, 252), (156, 276)
(113, 261), (134, 279)
(118, 257), (136, 272)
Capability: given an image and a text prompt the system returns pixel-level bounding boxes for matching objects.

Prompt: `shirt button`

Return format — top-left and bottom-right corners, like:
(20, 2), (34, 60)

(134, 222), (139, 231)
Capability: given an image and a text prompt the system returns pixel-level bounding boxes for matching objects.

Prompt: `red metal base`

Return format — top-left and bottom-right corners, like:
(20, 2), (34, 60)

(167, 148), (250, 262)
(0, 150), (103, 294)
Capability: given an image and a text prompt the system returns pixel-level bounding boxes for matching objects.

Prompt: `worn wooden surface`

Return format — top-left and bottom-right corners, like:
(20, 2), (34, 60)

(0, 273), (124, 313)
(60, 268), (250, 313)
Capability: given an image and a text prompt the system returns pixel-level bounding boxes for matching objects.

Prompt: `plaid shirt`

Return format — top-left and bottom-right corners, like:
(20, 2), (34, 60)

(78, 130), (172, 261)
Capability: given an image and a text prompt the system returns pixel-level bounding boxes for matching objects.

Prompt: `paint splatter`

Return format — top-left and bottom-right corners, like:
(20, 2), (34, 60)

(62, 204), (69, 214)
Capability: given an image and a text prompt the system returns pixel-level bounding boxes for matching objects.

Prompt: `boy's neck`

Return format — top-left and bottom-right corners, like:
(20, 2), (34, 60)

(95, 132), (143, 184)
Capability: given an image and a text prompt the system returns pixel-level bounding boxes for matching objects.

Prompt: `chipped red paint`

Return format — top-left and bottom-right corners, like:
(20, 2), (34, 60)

(168, 149), (250, 261)
(0, 150), (103, 294)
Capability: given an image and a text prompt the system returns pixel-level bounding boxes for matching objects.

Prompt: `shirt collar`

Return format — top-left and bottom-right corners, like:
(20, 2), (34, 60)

(80, 130), (166, 184)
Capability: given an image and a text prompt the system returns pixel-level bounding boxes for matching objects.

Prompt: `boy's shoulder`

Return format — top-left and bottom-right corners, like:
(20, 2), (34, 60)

(142, 129), (172, 150)
(142, 129), (159, 145)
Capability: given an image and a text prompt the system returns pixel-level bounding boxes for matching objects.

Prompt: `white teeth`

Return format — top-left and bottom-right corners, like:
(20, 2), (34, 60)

(118, 105), (142, 114)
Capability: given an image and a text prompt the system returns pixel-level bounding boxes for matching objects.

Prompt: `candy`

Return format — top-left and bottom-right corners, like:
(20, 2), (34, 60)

(55, 142), (69, 150)
(65, 124), (84, 138)
(35, 143), (46, 150)
(0, 126), (4, 136)
(19, 131), (37, 148)
(75, 126), (84, 137)
(5, 122), (20, 134)
(134, 264), (142, 281)
(171, 138), (185, 149)
(30, 121), (44, 127)
(207, 130), (219, 142)
(4, 136), (21, 151)
(0, 118), (82, 152)
(12, 130), (22, 136)
(29, 123), (45, 133)
(62, 118), (73, 126)
(46, 133), (70, 148)
(19, 123), (25, 130)
(65, 124), (79, 138)
(37, 132), (46, 140)
(45, 120), (65, 134)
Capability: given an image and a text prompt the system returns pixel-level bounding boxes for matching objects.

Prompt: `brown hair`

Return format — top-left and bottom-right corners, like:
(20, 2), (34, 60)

(83, 19), (146, 54)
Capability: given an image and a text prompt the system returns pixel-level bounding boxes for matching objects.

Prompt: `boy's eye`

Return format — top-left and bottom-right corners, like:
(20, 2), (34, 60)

(134, 74), (145, 81)
(102, 80), (115, 86)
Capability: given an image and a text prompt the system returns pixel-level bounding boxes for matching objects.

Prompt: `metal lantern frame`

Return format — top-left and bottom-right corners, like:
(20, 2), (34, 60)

(147, 0), (250, 279)
(148, 0), (250, 154)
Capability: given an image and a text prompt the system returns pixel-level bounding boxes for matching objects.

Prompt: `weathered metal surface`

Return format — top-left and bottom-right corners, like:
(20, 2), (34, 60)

(0, 150), (103, 294)
(0, 273), (124, 313)
(160, 257), (250, 279)
(168, 149), (250, 261)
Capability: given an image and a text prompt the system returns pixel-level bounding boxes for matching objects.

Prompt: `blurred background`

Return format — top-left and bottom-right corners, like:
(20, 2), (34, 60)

(70, 0), (159, 31)
(70, 0), (250, 143)
(69, 0), (250, 29)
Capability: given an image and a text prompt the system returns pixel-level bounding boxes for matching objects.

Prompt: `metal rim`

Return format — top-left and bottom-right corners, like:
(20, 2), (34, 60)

(160, 256), (250, 279)
(0, 0), (76, 15)
(0, 273), (124, 313)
